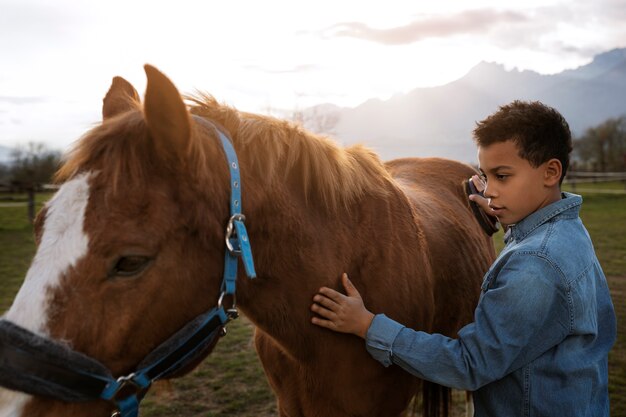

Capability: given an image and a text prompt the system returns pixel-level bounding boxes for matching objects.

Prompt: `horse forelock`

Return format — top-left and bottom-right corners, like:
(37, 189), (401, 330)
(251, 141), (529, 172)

(55, 111), (151, 190)
(55, 109), (230, 213)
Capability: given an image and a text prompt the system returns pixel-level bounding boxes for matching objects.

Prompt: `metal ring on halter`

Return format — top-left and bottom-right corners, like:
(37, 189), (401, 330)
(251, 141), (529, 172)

(217, 291), (237, 309)
(116, 373), (136, 384)
(217, 292), (239, 319)
(225, 214), (246, 254)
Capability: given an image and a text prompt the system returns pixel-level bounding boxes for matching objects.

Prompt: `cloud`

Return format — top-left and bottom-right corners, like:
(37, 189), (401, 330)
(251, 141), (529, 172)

(0, 1), (91, 39)
(324, 9), (528, 45)
(244, 64), (321, 74)
(0, 96), (47, 105)
(485, 2), (626, 58)
(601, 0), (626, 19)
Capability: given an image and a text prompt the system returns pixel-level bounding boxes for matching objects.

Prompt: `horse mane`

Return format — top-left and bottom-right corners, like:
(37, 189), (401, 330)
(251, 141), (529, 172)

(188, 93), (392, 211)
(56, 93), (392, 212)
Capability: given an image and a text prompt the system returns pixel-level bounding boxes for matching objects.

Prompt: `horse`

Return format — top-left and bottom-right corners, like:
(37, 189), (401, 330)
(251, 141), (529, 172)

(0, 65), (495, 417)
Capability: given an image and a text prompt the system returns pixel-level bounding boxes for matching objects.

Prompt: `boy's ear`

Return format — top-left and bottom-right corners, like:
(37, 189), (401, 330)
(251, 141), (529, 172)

(544, 158), (562, 186)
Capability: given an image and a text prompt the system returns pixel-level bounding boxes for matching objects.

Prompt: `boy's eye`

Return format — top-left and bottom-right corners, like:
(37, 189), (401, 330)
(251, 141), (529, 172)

(495, 174), (508, 180)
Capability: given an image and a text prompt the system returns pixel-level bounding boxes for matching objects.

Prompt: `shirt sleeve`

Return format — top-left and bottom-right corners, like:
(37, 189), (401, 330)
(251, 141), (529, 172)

(364, 253), (572, 391)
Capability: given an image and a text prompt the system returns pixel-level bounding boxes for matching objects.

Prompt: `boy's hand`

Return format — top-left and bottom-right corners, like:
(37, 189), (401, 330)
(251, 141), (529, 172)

(311, 273), (375, 339)
(468, 174), (496, 216)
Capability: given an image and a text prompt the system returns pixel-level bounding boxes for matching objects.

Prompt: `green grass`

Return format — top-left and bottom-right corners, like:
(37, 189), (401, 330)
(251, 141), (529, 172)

(1, 186), (624, 416)
(0, 231), (35, 312)
(0, 196), (46, 312)
(575, 193), (626, 276)
(140, 318), (277, 417)
(566, 180), (626, 192)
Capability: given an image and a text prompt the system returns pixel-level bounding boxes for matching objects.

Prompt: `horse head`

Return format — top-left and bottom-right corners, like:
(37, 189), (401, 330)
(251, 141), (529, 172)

(0, 65), (241, 417)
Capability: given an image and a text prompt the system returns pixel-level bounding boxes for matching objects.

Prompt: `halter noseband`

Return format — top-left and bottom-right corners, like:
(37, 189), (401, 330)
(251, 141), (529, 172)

(0, 116), (256, 417)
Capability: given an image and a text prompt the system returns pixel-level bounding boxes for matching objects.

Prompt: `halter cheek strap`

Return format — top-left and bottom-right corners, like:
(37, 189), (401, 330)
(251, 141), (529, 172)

(0, 116), (256, 417)
(205, 115), (257, 297)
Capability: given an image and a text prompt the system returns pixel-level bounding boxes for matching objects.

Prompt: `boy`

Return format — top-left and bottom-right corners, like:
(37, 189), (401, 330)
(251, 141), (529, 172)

(311, 101), (617, 416)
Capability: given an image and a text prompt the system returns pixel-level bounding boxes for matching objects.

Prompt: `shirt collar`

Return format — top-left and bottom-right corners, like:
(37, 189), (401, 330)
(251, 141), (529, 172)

(504, 192), (582, 244)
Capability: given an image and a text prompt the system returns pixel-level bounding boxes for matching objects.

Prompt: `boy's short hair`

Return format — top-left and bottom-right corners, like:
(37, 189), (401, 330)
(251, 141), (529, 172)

(473, 100), (573, 183)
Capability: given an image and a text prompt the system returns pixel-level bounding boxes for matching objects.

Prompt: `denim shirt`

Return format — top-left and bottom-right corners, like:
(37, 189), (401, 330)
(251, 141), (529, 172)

(365, 193), (616, 417)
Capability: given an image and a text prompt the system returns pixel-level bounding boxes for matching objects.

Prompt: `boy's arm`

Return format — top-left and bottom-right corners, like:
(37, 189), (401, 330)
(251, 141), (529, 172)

(313, 255), (571, 391)
(365, 255), (571, 390)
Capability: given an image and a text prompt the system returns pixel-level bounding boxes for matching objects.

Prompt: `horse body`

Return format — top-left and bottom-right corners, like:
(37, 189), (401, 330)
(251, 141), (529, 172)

(237, 167), (436, 417)
(240, 157), (493, 417)
(0, 66), (494, 417)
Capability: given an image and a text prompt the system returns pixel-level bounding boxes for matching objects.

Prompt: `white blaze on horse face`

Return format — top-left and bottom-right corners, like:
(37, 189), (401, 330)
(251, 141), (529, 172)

(4, 172), (92, 335)
(0, 390), (29, 417)
(0, 173), (91, 416)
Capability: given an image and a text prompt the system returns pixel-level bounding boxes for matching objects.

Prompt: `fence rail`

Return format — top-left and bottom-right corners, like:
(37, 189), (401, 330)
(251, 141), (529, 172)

(0, 188), (37, 222)
(565, 171), (626, 182)
(564, 171), (626, 194)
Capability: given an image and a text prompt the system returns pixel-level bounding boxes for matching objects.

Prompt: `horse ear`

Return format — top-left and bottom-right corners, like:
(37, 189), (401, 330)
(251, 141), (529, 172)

(143, 64), (191, 161)
(102, 76), (140, 120)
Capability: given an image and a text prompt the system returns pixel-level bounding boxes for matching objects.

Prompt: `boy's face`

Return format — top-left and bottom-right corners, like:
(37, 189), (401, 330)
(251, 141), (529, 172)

(477, 140), (561, 227)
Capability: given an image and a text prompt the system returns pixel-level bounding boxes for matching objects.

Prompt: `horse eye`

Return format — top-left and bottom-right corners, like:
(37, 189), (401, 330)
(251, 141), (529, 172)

(111, 256), (152, 277)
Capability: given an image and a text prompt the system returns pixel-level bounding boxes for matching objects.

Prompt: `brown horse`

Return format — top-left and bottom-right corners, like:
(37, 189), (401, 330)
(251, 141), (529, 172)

(0, 65), (494, 417)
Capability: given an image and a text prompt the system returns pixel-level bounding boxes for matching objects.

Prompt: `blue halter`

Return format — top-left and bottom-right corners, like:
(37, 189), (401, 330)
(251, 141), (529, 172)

(0, 116), (256, 417)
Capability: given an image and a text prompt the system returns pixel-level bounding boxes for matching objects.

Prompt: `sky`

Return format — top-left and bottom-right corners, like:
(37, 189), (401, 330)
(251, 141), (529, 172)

(1, 0), (625, 153)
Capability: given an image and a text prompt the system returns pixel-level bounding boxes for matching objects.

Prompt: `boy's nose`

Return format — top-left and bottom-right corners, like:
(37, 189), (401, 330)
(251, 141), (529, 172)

(483, 183), (495, 199)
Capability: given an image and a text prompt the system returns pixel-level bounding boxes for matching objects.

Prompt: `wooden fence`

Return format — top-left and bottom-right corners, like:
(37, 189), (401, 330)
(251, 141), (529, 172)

(0, 184), (58, 223)
(564, 171), (626, 194)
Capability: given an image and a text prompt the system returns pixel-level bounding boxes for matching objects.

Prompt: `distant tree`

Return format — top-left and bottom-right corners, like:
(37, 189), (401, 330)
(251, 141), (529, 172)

(292, 106), (340, 136)
(0, 162), (9, 183)
(264, 98), (340, 137)
(9, 142), (62, 188)
(574, 116), (626, 171)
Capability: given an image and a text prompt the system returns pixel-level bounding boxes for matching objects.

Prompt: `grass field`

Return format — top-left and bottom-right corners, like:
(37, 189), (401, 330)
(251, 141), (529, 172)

(1, 186), (624, 416)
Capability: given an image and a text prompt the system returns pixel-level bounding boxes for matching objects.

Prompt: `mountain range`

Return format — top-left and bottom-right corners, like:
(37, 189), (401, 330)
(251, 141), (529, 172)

(3, 48), (625, 167)
(318, 48), (626, 164)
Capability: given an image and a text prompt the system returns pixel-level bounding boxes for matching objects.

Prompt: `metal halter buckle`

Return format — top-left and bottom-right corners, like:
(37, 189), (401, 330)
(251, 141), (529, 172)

(225, 213), (246, 255)
(107, 373), (147, 416)
(112, 373), (144, 400)
(225, 214), (246, 255)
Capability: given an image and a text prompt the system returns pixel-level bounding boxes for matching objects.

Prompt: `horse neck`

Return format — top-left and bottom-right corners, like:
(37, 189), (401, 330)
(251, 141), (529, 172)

(235, 174), (431, 357)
